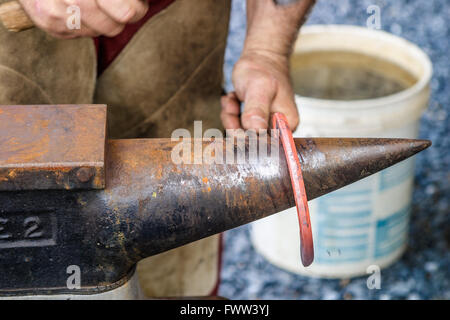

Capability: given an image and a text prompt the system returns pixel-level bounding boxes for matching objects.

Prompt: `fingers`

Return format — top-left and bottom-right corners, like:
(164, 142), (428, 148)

(19, 0), (69, 36)
(221, 92), (242, 129)
(18, 0), (147, 38)
(233, 76), (299, 131)
(240, 76), (277, 130)
(96, 0), (149, 24)
(75, 0), (125, 37)
(271, 89), (300, 131)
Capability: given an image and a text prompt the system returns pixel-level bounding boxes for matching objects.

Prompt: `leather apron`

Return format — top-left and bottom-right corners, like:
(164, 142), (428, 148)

(0, 0), (96, 105)
(94, 0), (231, 298)
(94, 0), (230, 140)
(0, 0), (230, 298)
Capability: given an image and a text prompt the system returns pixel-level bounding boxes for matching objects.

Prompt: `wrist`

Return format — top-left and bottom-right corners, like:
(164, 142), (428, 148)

(239, 48), (290, 73)
(244, 0), (315, 58)
(243, 24), (298, 58)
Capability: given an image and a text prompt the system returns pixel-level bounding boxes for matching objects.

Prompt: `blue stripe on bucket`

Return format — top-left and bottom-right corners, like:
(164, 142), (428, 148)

(380, 158), (415, 191)
(374, 206), (411, 258)
(314, 182), (412, 265)
(316, 245), (369, 263)
(319, 233), (368, 240)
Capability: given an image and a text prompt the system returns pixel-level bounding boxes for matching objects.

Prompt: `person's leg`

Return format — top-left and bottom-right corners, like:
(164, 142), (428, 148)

(94, 0), (231, 297)
(0, 0), (96, 105)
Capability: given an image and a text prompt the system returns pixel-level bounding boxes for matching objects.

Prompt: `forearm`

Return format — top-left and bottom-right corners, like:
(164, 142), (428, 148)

(219, 0), (316, 130)
(244, 0), (316, 58)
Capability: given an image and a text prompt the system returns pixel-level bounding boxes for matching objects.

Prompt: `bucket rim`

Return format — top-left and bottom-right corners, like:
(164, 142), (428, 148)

(293, 24), (433, 111)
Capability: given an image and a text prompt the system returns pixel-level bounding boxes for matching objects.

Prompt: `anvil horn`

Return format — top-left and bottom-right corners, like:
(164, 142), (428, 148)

(0, 137), (430, 293)
(106, 138), (430, 258)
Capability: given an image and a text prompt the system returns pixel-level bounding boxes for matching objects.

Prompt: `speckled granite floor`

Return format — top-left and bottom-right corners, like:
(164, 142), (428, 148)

(219, 0), (449, 300)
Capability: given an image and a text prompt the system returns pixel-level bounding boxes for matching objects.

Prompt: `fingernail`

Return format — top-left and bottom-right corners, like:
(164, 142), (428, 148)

(112, 0), (132, 21)
(249, 115), (268, 129)
(120, 5), (132, 20)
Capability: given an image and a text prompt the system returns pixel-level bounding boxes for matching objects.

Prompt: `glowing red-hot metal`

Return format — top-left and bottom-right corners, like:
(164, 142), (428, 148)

(272, 112), (314, 267)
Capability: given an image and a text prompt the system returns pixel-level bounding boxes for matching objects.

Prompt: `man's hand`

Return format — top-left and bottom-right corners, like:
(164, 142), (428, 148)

(221, 50), (298, 131)
(18, 0), (149, 38)
(221, 0), (315, 131)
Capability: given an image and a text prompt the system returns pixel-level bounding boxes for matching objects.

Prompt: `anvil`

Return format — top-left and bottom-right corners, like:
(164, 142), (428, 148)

(0, 105), (430, 298)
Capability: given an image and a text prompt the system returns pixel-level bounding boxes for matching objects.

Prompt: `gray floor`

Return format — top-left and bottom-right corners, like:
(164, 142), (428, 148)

(220, 0), (449, 300)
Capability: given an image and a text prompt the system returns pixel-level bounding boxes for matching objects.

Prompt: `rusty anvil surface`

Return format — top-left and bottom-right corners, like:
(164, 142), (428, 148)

(0, 105), (107, 191)
(0, 105), (430, 296)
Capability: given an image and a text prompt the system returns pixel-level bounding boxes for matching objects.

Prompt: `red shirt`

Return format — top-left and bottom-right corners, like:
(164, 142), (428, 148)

(94, 0), (175, 75)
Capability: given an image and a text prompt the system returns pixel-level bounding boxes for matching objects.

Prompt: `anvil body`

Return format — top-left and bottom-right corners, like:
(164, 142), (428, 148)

(0, 137), (430, 295)
(0, 105), (430, 296)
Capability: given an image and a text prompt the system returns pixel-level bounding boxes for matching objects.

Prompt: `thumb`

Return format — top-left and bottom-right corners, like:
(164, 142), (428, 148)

(240, 77), (277, 130)
(271, 90), (300, 131)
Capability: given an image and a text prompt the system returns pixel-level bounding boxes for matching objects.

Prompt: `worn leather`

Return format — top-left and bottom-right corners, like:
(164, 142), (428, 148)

(94, 0), (230, 139)
(94, 0), (231, 297)
(137, 235), (222, 298)
(0, 0), (96, 105)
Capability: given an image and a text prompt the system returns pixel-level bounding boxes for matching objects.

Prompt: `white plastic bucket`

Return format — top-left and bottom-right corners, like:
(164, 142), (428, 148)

(251, 25), (432, 278)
